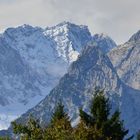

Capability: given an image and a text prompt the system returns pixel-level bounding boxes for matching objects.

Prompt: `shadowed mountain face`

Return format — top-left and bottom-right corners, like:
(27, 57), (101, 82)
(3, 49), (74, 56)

(109, 30), (140, 90)
(0, 38), (42, 105)
(14, 44), (140, 137)
(92, 33), (117, 53)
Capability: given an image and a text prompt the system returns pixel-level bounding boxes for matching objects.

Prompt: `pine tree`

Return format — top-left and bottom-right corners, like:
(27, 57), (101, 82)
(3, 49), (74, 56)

(73, 119), (93, 140)
(78, 90), (133, 140)
(137, 130), (140, 140)
(12, 116), (43, 140)
(44, 102), (73, 140)
(0, 137), (10, 140)
(50, 102), (69, 124)
(11, 90), (134, 140)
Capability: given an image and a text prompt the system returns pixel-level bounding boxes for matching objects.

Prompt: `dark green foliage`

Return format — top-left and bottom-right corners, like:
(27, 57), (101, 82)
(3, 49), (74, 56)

(137, 130), (140, 140)
(50, 102), (69, 124)
(79, 108), (94, 126)
(103, 110), (128, 139)
(11, 90), (133, 140)
(78, 90), (133, 140)
(0, 137), (10, 140)
(73, 120), (93, 140)
(45, 102), (73, 140)
(12, 116), (43, 140)
(91, 90), (110, 125)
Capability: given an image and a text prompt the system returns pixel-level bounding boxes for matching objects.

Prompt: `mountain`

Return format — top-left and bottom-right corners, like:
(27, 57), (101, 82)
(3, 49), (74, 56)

(11, 43), (140, 138)
(109, 30), (140, 90)
(92, 33), (117, 53)
(0, 22), (117, 129)
(0, 22), (93, 129)
(44, 21), (92, 62)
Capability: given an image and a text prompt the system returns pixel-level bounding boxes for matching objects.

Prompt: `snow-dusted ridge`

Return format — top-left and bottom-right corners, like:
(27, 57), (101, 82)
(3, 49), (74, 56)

(43, 21), (92, 63)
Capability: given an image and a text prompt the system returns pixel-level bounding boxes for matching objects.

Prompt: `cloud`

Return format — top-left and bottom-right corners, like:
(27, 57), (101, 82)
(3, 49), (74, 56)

(0, 0), (140, 44)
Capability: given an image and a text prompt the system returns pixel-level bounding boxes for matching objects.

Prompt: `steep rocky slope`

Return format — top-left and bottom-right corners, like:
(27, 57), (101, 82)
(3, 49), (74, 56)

(109, 30), (140, 90)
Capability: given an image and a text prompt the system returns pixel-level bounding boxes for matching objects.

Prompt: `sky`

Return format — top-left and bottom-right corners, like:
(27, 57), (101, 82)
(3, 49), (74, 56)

(0, 0), (140, 44)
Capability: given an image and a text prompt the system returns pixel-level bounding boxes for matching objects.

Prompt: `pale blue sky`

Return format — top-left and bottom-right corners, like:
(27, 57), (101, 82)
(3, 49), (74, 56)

(0, 0), (140, 44)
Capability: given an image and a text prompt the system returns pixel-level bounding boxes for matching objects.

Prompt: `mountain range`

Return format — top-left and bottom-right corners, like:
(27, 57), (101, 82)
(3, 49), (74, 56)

(0, 22), (116, 129)
(0, 22), (139, 139)
(12, 42), (140, 139)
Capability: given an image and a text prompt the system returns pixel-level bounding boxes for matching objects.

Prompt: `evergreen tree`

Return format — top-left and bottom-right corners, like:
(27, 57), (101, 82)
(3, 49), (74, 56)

(50, 102), (68, 124)
(78, 90), (133, 140)
(11, 90), (134, 140)
(137, 130), (140, 140)
(0, 137), (10, 140)
(45, 102), (73, 140)
(73, 119), (93, 140)
(12, 116), (43, 140)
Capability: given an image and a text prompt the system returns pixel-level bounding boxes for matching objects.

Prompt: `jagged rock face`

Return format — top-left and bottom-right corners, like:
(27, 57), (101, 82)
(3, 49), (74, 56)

(109, 31), (140, 90)
(16, 44), (123, 129)
(0, 22), (92, 129)
(92, 33), (117, 53)
(44, 21), (92, 62)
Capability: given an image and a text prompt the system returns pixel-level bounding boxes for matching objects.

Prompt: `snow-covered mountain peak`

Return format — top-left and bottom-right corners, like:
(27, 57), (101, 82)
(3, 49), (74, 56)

(48, 21), (89, 31)
(4, 24), (41, 36)
(44, 22), (92, 63)
(128, 30), (140, 42)
(92, 33), (117, 53)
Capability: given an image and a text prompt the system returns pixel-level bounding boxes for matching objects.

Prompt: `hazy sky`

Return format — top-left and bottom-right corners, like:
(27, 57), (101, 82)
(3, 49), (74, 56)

(0, 0), (140, 44)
